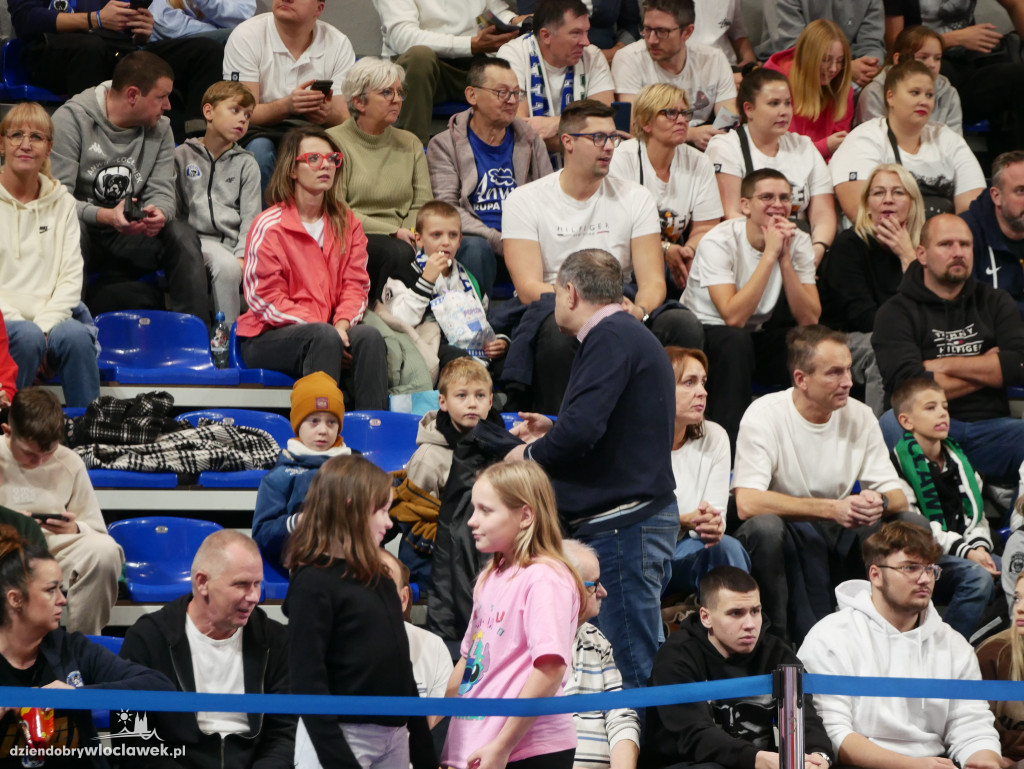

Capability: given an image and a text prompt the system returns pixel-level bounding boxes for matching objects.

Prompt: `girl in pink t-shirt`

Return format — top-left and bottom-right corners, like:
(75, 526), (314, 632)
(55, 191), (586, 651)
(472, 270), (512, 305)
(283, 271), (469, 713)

(442, 461), (587, 769)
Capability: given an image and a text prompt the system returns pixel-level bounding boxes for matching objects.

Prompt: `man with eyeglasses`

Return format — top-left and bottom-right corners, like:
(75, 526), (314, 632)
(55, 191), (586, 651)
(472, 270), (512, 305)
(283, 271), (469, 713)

(496, 0), (614, 153)
(610, 0), (737, 150)
(730, 324), (910, 645)
(799, 521), (1004, 769)
(502, 98), (704, 415)
(682, 168), (821, 448)
(223, 0), (355, 199)
(427, 57), (552, 298)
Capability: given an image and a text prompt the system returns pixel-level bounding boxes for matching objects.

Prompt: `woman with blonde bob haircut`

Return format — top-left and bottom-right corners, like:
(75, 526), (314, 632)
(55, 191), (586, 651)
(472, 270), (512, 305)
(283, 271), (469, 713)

(609, 83), (722, 294)
(0, 101), (99, 407)
(764, 19), (853, 160)
(443, 459), (586, 769)
(820, 164), (926, 414)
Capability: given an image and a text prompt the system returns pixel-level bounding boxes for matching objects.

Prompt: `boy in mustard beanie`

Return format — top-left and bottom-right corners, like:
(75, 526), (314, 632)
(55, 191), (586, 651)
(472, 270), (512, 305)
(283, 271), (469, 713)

(252, 372), (351, 568)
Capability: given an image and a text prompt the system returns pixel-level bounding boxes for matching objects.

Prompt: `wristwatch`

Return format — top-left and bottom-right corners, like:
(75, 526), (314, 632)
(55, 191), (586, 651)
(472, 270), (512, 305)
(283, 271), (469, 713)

(816, 753), (833, 767)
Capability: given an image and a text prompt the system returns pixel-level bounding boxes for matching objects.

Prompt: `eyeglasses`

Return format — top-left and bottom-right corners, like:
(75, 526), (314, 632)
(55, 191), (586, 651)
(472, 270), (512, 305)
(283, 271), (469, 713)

(583, 579), (602, 595)
(658, 107), (694, 122)
(567, 132), (623, 148)
(376, 87), (407, 101)
(294, 152), (344, 168)
(878, 563), (942, 580)
(5, 131), (49, 146)
(641, 25), (681, 40)
(752, 192), (792, 205)
(476, 86), (525, 103)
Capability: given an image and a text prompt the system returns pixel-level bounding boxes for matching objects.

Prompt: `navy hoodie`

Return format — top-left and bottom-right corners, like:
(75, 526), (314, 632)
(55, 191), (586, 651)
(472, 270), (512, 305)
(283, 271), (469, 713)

(961, 189), (1024, 315)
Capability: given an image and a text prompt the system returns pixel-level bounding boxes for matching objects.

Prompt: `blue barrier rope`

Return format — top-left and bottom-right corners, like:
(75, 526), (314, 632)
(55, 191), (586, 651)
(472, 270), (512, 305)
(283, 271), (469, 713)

(8, 673), (1024, 716)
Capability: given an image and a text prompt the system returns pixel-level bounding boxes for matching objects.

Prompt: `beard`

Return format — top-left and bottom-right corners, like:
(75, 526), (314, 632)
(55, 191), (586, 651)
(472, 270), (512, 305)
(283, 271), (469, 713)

(1000, 202), (1024, 235)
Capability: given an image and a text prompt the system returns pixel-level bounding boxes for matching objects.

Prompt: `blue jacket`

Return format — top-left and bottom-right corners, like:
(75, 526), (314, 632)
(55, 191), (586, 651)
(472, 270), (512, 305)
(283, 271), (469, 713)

(961, 189), (1024, 316)
(251, 450), (332, 569)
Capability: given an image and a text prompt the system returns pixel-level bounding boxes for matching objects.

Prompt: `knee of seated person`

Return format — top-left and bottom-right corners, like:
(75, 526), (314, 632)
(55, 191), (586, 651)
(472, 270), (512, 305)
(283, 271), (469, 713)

(737, 513), (786, 541)
(9, 322), (47, 353)
(349, 323), (385, 351)
(69, 533), (124, 576)
(652, 308), (704, 349)
(397, 46), (440, 77)
(305, 322), (347, 352)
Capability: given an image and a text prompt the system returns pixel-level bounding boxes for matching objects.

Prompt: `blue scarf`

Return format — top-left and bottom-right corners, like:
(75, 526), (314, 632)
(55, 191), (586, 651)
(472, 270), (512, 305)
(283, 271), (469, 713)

(413, 250), (479, 298)
(527, 33), (578, 117)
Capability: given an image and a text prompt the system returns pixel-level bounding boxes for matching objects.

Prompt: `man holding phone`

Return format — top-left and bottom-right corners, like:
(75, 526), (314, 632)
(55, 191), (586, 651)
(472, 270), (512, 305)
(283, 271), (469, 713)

(8, 0), (223, 143)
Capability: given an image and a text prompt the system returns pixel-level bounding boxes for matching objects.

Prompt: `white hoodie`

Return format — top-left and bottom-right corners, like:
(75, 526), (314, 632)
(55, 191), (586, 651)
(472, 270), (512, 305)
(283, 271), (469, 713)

(0, 173), (82, 334)
(798, 580), (1000, 766)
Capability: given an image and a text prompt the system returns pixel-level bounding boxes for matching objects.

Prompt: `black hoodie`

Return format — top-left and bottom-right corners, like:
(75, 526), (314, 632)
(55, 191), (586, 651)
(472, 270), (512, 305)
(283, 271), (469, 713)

(873, 261), (1024, 421)
(644, 614), (832, 769)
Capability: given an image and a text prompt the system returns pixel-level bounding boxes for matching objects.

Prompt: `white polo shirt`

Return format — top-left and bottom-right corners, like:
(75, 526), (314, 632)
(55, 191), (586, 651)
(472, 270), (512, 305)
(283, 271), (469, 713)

(223, 13), (356, 105)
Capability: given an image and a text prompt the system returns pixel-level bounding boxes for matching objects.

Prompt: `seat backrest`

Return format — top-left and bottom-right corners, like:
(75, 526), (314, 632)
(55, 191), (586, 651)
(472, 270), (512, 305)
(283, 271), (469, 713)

(342, 410), (420, 454)
(178, 409), (293, 450)
(86, 635), (124, 655)
(97, 311), (214, 369)
(1, 39), (24, 87)
(107, 517), (222, 583)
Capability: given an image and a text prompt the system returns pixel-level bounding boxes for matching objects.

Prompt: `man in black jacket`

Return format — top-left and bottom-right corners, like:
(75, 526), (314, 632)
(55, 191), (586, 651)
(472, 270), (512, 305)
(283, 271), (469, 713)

(119, 530), (294, 768)
(873, 213), (1024, 483)
(645, 566), (834, 769)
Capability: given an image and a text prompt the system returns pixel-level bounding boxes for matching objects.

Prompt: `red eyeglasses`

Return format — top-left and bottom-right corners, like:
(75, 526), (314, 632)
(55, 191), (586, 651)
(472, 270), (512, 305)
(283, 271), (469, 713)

(294, 151), (344, 168)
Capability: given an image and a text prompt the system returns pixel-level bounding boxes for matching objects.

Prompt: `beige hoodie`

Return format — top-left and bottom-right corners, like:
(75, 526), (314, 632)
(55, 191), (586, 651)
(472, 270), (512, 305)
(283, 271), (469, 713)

(0, 173), (82, 334)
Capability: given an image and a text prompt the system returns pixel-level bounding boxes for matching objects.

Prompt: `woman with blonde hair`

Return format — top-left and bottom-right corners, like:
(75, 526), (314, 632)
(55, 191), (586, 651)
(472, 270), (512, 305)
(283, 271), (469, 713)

(237, 126), (388, 409)
(443, 460), (586, 769)
(820, 163), (925, 414)
(609, 83), (722, 294)
(764, 19), (853, 160)
(0, 101), (98, 407)
(977, 570), (1024, 765)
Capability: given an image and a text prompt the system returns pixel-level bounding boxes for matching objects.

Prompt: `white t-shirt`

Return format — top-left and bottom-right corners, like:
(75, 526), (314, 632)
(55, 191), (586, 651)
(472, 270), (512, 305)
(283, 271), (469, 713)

(611, 40), (737, 126)
(374, 0), (514, 57)
(705, 127), (833, 218)
(497, 36), (614, 117)
(223, 14), (355, 105)
(608, 138), (723, 241)
(406, 622), (454, 699)
(502, 171), (661, 283)
(185, 615), (249, 736)
(672, 419), (731, 514)
(693, 0), (748, 65)
(829, 117), (985, 200)
(730, 388), (902, 499)
(682, 217), (817, 329)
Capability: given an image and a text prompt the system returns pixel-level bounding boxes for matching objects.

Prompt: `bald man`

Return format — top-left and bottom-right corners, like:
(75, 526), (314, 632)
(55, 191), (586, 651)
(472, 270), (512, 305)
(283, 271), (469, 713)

(119, 531), (295, 768)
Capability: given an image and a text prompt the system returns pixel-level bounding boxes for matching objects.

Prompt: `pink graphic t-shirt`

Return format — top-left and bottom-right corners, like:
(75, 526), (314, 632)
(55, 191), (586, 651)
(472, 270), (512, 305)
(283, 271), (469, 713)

(441, 559), (581, 769)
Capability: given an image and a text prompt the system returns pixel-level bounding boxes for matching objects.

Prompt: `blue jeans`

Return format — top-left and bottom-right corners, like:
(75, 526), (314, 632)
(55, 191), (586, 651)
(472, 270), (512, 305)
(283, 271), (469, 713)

(456, 235), (497, 299)
(664, 535), (751, 597)
(245, 137), (276, 209)
(7, 318), (100, 407)
(583, 502), (678, 690)
(880, 409), (1024, 484)
(933, 552), (999, 639)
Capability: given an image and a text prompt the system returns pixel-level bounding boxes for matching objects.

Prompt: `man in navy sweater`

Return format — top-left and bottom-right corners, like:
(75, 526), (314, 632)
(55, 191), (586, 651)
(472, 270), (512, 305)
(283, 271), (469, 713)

(507, 248), (677, 691)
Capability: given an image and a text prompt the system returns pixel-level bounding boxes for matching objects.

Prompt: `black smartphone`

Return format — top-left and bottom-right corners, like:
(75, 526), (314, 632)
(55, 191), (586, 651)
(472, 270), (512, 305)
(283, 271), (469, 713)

(123, 196), (145, 222)
(309, 80), (333, 96)
(31, 513), (69, 522)
(129, 0), (154, 8)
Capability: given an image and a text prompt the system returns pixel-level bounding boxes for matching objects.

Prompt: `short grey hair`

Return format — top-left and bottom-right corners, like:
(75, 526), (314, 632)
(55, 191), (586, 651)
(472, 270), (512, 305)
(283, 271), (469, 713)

(342, 57), (407, 115)
(556, 249), (623, 305)
(562, 539), (598, 574)
(191, 529), (261, 585)
(992, 150), (1024, 190)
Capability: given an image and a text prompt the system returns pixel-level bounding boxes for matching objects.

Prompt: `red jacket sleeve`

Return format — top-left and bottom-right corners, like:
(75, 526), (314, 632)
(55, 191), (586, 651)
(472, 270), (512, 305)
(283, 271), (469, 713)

(0, 310), (18, 402)
(243, 208), (322, 328)
(332, 211), (371, 325)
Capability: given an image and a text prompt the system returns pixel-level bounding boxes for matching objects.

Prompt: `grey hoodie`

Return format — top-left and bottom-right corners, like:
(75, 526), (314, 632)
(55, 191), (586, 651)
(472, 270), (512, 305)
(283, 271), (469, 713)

(174, 138), (261, 259)
(50, 82), (176, 226)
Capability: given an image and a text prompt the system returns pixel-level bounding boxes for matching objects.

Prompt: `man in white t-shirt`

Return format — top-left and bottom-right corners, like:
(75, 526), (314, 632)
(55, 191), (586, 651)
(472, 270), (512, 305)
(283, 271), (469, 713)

(692, 0), (755, 70)
(223, 0), (355, 198)
(502, 99), (703, 413)
(683, 169), (820, 448)
(119, 530), (295, 767)
(497, 0), (615, 151)
(610, 0), (737, 150)
(731, 325), (910, 643)
(374, 0), (527, 144)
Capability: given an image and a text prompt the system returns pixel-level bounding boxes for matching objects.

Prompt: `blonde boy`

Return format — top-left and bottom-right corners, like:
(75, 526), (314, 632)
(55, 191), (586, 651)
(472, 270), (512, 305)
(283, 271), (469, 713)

(175, 81), (261, 325)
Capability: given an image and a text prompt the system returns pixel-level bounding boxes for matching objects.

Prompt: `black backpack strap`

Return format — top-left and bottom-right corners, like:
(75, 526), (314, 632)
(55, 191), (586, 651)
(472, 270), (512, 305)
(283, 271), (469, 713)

(737, 124), (755, 176)
(885, 119), (903, 165)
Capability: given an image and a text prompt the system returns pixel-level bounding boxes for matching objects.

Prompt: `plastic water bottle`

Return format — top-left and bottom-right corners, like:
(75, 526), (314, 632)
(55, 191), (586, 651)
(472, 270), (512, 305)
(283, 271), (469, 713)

(211, 312), (229, 369)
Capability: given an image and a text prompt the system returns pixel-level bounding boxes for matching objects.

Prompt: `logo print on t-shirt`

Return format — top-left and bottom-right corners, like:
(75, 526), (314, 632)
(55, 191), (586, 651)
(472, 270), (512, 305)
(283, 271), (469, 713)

(185, 164), (201, 179)
(93, 165), (133, 204)
(50, 0), (72, 10)
(659, 208), (687, 242)
(472, 167), (517, 214)
(458, 631), (489, 696)
(690, 89), (711, 119)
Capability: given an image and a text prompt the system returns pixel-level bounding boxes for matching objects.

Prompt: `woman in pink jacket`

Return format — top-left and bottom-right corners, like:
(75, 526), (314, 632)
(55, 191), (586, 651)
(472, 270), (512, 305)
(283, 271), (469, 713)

(237, 127), (388, 410)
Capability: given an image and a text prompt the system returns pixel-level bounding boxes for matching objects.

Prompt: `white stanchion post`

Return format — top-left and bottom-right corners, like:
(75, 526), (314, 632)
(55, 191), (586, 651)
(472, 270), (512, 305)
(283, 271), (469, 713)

(775, 663), (805, 769)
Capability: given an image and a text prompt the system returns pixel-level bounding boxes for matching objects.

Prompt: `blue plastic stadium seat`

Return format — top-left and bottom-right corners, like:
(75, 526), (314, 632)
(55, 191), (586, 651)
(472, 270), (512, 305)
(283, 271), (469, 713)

(229, 322), (295, 386)
(177, 409), (291, 488)
(85, 635), (124, 728)
(501, 412), (522, 431)
(1009, 386), (1024, 400)
(0, 39), (65, 102)
(87, 468), (179, 489)
(262, 557), (289, 601)
(964, 120), (991, 134)
(343, 410), (421, 472)
(97, 311), (239, 385)
(107, 517), (223, 602)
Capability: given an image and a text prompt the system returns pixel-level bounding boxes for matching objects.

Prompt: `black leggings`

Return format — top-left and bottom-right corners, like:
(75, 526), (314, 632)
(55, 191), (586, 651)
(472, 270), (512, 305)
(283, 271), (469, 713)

(506, 748), (575, 769)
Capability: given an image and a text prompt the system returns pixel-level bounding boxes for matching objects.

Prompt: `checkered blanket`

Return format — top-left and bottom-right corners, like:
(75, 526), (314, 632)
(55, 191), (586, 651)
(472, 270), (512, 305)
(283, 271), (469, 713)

(67, 392), (181, 447)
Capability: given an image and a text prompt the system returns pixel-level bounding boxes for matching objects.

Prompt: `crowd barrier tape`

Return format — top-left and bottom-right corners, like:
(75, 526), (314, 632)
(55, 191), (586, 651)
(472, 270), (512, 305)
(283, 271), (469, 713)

(6, 673), (1024, 716)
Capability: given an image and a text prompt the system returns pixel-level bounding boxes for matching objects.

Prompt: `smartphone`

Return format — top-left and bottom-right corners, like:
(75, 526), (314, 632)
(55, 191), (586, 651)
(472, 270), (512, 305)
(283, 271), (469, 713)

(31, 513), (69, 523)
(123, 196), (145, 222)
(309, 80), (333, 96)
(129, 0), (154, 8)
